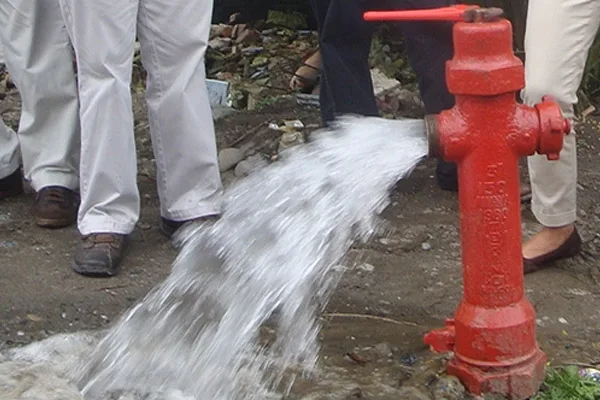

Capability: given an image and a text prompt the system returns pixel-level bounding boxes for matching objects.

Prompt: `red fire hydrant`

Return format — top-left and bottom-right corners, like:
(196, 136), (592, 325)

(365, 6), (571, 399)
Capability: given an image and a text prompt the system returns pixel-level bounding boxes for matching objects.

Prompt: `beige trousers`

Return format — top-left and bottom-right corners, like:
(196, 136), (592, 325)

(522, 0), (600, 227)
(0, 0), (80, 190)
(59, 0), (222, 235)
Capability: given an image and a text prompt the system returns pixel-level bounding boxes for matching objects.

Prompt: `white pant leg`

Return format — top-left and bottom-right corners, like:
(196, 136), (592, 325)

(0, 0), (79, 191)
(0, 119), (20, 179)
(137, 0), (222, 221)
(59, 0), (140, 235)
(522, 0), (600, 227)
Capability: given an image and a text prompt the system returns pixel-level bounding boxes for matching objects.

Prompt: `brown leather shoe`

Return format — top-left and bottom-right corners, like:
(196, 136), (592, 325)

(159, 215), (219, 238)
(523, 228), (582, 274)
(72, 233), (127, 277)
(0, 169), (24, 199)
(33, 186), (79, 228)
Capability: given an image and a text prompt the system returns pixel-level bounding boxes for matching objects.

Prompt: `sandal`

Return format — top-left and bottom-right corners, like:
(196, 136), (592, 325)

(289, 49), (321, 93)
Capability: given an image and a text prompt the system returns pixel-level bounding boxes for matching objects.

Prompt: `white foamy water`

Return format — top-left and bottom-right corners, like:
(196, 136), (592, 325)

(0, 116), (428, 400)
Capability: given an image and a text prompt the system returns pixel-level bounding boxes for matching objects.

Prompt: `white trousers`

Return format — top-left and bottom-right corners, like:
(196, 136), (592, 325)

(59, 0), (223, 235)
(522, 0), (600, 227)
(0, 0), (79, 191)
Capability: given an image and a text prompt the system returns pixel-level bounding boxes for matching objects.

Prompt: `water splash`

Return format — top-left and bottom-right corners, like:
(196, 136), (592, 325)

(1, 116), (428, 400)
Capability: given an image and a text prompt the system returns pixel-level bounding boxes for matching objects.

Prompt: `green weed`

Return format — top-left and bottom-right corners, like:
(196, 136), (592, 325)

(533, 366), (600, 400)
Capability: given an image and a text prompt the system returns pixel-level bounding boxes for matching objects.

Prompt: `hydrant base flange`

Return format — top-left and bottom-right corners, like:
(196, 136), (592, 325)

(448, 349), (547, 400)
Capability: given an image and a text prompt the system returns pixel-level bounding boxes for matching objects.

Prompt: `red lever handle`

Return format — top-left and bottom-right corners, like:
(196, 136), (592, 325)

(364, 5), (503, 23)
(364, 5), (476, 22)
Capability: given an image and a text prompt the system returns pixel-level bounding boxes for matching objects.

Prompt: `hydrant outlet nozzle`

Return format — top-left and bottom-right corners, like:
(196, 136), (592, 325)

(424, 114), (440, 158)
(535, 95), (572, 160)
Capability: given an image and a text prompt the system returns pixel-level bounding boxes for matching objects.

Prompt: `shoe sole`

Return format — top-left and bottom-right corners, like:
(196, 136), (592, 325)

(35, 216), (76, 229)
(71, 261), (120, 277)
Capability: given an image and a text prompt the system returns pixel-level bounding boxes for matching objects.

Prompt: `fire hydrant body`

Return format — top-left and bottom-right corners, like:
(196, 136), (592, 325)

(365, 7), (570, 400)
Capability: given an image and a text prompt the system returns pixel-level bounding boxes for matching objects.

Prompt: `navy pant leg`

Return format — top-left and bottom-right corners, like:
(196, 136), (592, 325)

(310, 0), (458, 190)
(310, 0), (378, 124)
(400, 1), (458, 190)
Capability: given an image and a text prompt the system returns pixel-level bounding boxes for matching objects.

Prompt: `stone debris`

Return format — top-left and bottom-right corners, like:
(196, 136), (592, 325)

(218, 147), (245, 172)
(432, 375), (466, 400)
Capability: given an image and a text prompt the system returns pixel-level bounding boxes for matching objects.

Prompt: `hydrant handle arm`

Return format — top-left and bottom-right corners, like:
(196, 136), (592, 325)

(363, 5), (504, 23)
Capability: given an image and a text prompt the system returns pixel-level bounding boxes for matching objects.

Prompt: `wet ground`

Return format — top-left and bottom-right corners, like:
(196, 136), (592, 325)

(1, 87), (600, 399)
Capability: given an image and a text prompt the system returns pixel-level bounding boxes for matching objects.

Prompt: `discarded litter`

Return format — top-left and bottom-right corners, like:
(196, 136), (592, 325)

(206, 79), (230, 107)
(580, 368), (600, 383)
(296, 93), (320, 107)
(269, 119), (305, 131)
(399, 353), (418, 366)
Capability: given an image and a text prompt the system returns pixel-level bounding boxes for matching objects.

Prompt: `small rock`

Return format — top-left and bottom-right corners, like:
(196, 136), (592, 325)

(218, 148), (244, 172)
(231, 23), (246, 39)
(558, 317), (568, 325)
(373, 342), (392, 358)
(278, 131), (305, 153)
(432, 375), (466, 400)
(215, 71), (234, 81)
(210, 24), (233, 39)
(212, 105), (236, 121)
(421, 242), (432, 251)
(357, 263), (375, 273)
(331, 264), (349, 272)
(235, 28), (260, 45)
(396, 386), (431, 400)
(26, 314), (43, 322)
(379, 238), (391, 245)
(208, 37), (231, 51)
(371, 68), (401, 97)
(234, 155), (267, 177)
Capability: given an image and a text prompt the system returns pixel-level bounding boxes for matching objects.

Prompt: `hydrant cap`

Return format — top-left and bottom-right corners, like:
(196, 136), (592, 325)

(446, 19), (524, 95)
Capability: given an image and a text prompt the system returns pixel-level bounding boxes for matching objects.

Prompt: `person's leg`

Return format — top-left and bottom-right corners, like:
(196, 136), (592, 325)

(0, 119), (22, 198)
(521, 0), (600, 271)
(136, 0), (223, 239)
(0, 0), (80, 226)
(310, 0), (379, 124)
(59, 0), (138, 275)
(399, 0), (457, 191)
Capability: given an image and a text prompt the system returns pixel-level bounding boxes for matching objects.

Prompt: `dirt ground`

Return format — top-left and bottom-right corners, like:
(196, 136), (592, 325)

(1, 85), (600, 399)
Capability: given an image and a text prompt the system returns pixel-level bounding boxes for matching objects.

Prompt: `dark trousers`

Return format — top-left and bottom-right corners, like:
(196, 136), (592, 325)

(310, 0), (458, 190)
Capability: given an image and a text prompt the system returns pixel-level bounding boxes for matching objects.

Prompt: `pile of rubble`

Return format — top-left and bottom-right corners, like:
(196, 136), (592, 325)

(206, 11), (319, 110)
(202, 11), (423, 115)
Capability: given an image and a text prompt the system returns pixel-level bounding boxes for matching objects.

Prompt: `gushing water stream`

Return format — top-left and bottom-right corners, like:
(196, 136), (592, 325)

(0, 116), (428, 400)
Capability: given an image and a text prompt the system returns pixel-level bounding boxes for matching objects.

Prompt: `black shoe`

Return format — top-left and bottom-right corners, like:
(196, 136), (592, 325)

(523, 228), (582, 274)
(436, 160), (458, 192)
(0, 168), (24, 199)
(159, 215), (219, 239)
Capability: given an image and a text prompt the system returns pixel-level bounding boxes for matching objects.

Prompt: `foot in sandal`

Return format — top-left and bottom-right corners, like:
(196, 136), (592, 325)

(289, 50), (321, 93)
